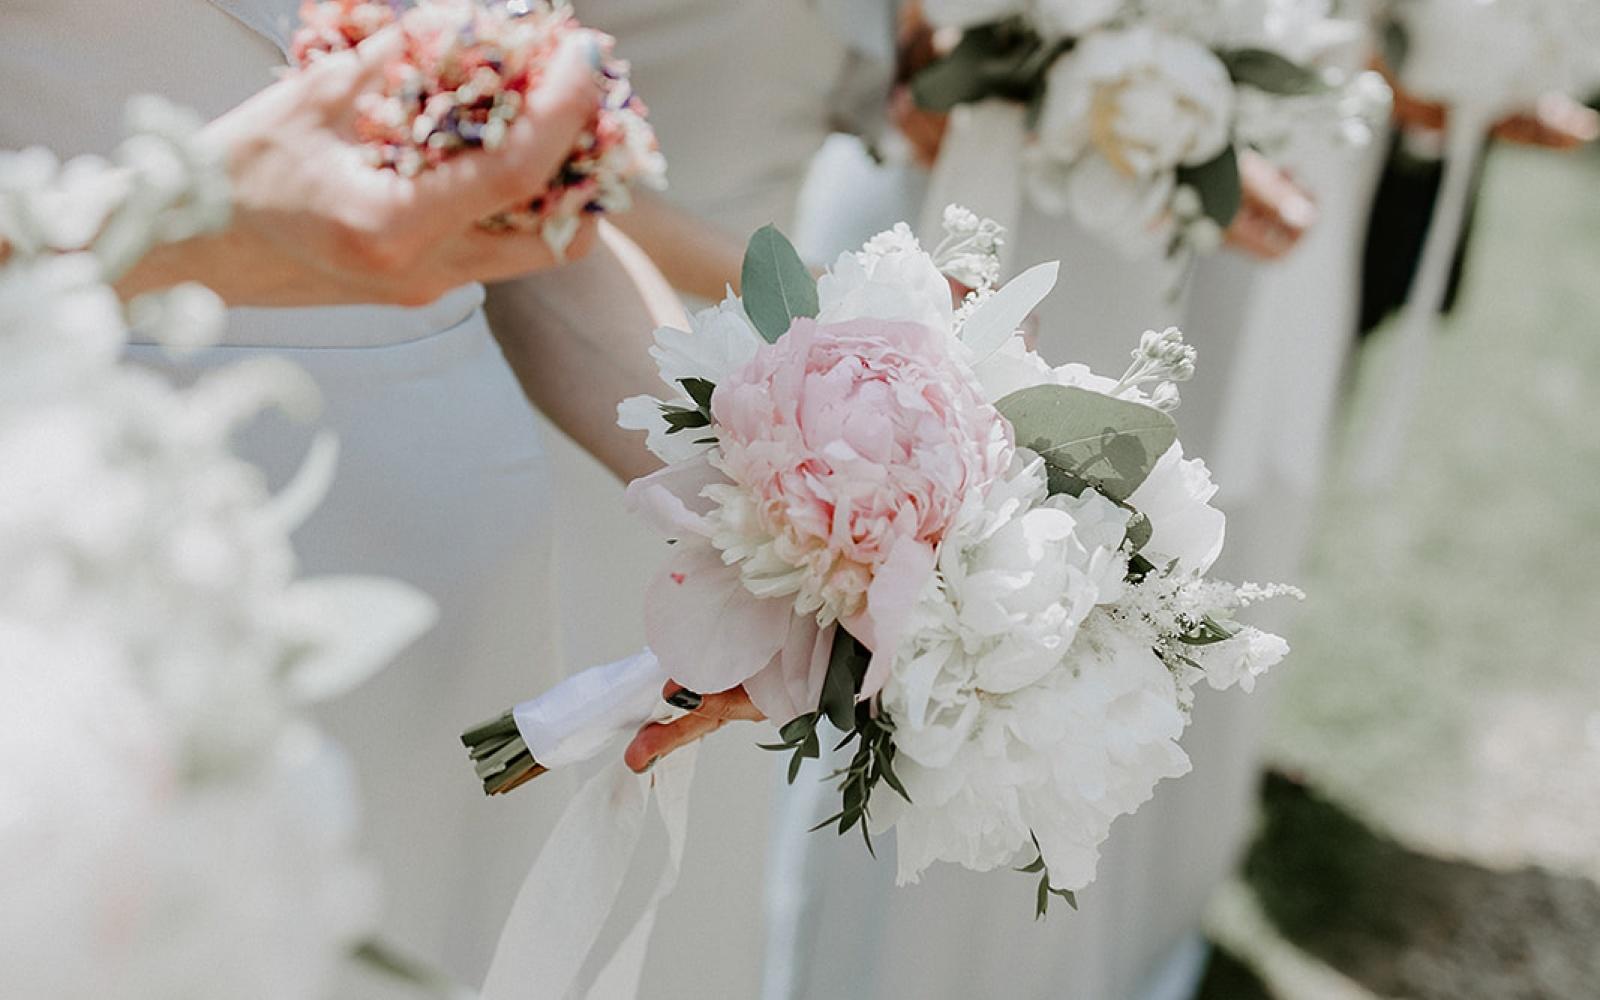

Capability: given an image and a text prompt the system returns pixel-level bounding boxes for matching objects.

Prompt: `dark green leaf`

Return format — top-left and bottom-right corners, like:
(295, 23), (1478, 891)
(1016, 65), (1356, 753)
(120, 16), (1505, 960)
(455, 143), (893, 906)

(679, 377), (716, 414)
(996, 384), (1178, 501)
(1176, 145), (1243, 228)
(740, 224), (818, 343)
(820, 630), (870, 732)
(1177, 615), (1242, 646)
(660, 405), (710, 434)
(1219, 48), (1331, 97)
(910, 20), (1064, 111)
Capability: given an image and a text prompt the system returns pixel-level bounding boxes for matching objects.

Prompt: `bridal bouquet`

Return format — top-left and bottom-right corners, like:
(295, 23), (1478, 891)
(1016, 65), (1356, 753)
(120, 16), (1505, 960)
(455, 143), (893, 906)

(0, 99), (435, 998)
(465, 208), (1294, 911)
(911, 0), (1387, 258)
(1382, 0), (1600, 114)
(291, 0), (666, 256)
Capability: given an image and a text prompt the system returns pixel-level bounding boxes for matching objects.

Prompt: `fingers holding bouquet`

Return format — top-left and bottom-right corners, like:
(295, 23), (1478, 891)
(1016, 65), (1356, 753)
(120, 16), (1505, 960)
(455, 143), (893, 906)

(624, 684), (764, 774)
(122, 0), (663, 307)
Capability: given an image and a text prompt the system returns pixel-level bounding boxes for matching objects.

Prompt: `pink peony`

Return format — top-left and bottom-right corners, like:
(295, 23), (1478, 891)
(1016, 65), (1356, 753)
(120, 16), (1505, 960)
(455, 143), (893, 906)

(711, 318), (1012, 697)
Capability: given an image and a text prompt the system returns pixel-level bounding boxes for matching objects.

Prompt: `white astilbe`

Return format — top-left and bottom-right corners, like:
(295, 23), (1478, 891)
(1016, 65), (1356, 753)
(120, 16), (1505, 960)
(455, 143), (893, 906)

(0, 97), (434, 1000)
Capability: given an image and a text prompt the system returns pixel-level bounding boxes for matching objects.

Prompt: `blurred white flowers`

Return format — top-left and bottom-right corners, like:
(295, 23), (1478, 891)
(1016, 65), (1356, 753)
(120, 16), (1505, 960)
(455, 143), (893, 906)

(0, 99), (434, 998)
(1029, 25), (1236, 255)
(1394, 0), (1600, 116)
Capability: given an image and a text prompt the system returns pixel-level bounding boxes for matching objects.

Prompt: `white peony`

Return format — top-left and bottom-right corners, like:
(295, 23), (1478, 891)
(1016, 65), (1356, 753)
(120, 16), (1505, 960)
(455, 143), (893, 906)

(878, 613), (1192, 888)
(1126, 441), (1226, 575)
(618, 294), (765, 464)
(1027, 26), (1235, 249)
(817, 227), (955, 336)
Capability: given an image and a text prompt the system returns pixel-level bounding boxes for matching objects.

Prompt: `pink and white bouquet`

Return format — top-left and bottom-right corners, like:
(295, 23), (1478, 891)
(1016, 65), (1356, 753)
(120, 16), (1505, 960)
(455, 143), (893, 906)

(465, 208), (1295, 911)
(290, 0), (666, 256)
(911, 0), (1388, 259)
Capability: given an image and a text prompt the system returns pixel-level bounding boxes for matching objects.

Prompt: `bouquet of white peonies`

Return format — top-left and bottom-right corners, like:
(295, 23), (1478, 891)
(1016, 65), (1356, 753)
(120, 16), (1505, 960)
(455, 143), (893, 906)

(909, 0), (1389, 261)
(0, 99), (436, 999)
(462, 207), (1298, 994)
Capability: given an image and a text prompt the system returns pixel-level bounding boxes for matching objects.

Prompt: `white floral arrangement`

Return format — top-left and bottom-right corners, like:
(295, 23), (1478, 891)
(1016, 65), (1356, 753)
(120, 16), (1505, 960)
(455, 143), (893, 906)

(1383, 0), (1600, 116)
(0, 100), (436, 998)
(466, 208), (1297, 912)
(912, 0), (1390, 258)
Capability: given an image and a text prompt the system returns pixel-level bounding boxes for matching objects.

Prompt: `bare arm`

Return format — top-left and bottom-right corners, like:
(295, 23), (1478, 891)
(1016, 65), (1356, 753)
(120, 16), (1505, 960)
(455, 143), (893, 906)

(607, 190), (748, 302)
(484, 220), (685, 483)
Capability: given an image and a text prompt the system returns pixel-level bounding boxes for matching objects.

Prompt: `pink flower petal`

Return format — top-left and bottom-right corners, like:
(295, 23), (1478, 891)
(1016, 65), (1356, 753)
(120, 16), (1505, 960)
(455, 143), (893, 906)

(624, 454), (725, 539)
(745, 618), (837, 725)
(856, 539), (938, 701)
(645, 542), (794, 694)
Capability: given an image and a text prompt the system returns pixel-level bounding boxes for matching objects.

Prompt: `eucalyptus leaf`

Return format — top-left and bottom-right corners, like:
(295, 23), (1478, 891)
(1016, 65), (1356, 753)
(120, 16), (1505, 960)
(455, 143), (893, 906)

(960, 261), (1059, 361)
(996, 384), (1177, 501)
(1219, 47), (1331, 97)
(740, 224), (818, 343)
(1176, 146), (1243, 228)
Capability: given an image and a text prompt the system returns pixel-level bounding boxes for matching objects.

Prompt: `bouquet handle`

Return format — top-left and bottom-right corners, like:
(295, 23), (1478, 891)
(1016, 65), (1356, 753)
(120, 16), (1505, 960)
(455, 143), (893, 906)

(476, 649), (694, 1000)
(920, 100), (1028, 274)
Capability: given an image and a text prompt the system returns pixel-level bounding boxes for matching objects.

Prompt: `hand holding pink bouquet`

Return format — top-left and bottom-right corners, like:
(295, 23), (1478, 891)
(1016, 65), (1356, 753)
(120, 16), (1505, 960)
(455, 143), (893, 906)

(466, 207), (1296, 911)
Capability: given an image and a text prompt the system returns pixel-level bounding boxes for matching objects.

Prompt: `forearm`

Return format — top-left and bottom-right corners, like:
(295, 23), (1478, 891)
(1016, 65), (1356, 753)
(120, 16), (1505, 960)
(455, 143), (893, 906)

(608, 190), (746, 302)
(485, 220), (685, 483)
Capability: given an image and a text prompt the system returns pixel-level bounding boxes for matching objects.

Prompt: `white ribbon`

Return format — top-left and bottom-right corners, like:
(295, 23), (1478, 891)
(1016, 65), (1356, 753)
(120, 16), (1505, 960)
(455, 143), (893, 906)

(919, 100), (1028, 273)
(482, 650), (693, 1000)
(1356, 113), (1489, 488)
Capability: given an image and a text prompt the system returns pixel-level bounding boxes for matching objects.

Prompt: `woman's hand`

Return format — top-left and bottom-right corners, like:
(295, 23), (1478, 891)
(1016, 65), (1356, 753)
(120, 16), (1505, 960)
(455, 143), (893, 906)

(623, 683), (764, 773)
(1381, 57), (1600, 149)
(118, 30), (604, 307)
(1223, 149), (1318, 261)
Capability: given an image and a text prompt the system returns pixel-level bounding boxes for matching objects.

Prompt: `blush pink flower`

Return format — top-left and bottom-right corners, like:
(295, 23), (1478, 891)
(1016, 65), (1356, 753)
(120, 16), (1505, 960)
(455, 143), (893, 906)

(709, 318), (1012, 695)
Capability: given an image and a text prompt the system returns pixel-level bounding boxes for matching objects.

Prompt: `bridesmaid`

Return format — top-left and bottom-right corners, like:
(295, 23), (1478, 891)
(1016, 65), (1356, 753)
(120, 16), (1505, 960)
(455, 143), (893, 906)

(0, 2), (683, 995)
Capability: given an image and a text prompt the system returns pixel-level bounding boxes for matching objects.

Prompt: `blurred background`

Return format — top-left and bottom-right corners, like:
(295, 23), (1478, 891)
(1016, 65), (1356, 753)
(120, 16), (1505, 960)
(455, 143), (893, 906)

(1195, 139), (1600, 999)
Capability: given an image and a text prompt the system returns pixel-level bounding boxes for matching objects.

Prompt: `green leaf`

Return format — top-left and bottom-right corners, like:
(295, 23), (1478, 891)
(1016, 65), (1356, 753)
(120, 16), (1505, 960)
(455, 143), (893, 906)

(679, 377), (716, 416)
(1177, 615), (1242, 646)
(820, 630), (870, 732)
(1176, 145), (1243, 228)
(1219, 48), (1331, 97)
(996, 384), (1177, 501)
(660, 404), (710, 434)
(910, 20), (1065, 111)
(740, 224), (818, 343)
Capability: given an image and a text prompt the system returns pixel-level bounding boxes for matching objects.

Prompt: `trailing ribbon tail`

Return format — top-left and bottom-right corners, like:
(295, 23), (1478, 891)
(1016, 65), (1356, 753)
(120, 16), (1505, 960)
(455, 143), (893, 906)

(472, 649), (695, 1000)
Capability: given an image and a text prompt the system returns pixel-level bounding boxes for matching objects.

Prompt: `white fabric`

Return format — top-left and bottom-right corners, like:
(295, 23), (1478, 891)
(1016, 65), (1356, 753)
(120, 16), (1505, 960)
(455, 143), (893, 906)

(513, 650), (672, 769)
(0, 4), (574, 994)
(482, 749), (696, 1000)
